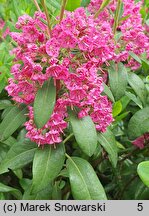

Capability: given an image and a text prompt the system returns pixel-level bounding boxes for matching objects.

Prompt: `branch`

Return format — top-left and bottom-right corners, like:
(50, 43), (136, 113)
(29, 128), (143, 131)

(59, 0), (67, 23)
(113, 0), (122, 34)
(41, 0), (52, 37)
(33, 0), (42, 12)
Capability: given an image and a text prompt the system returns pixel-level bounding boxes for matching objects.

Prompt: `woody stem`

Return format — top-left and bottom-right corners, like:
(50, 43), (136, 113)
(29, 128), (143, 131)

(113, 0), (122, 34)
(41, 0), (52, 37)
(59, 0), (67, 23)
(33, 0), (42, 12)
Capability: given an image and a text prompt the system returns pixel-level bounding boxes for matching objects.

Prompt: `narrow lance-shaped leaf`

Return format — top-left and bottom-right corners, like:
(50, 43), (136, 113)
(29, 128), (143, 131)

(31, 143), (65, 194)
(0, 105), (27, 141)
(98, 128), (118, 167)
(66, 156), (107, 200)
(102, 83), (115, 103)
(128, 107), (149, 140)
(113, 0), (122, 33)
(128, 72), (147, 107)
(0, 144), (9, 163)
(0, 140), (37, 174)
(145, 76), (149, 92)
(0, 193), (5, 200)
(94, 0), (111, 18)
(0, 182), (22, 199)
(34, 78), (56, 128)
(120, 95), (131, 111)
(108, 62), (128, 101)
(69, 109), (97, 157)
(21, 179), (53, 200)
(1, 107), (12, 120)
(52, 182), (62, 200)
(129, 51), (141, 64)
(141, 59), (149, 75)
(125, 91), (143, 109)
(46, 0), (61, 9)
(2, 136), (17, 147)
(0, 100), (12, 110)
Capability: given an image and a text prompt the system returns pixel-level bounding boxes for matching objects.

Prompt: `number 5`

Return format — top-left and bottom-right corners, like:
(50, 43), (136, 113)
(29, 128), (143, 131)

(137, 203), (143, 211)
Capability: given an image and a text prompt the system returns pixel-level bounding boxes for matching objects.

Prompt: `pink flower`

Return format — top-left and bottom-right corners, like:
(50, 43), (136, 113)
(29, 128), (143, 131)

(46, 65), (68, 80)
(46, 38), (60, 57)
(6, 78), (36, 104)
(78, 108), (90, 118)
(132, 136), (145, 149)
(132, 133), (149, 149)
(25, 101), (68, 145)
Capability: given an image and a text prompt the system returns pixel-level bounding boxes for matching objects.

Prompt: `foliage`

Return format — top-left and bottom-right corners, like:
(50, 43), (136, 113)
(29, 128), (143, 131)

(0, 0), (149, 200)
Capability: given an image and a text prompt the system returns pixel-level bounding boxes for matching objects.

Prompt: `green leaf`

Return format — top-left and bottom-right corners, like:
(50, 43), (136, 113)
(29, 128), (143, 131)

(128, 72), (147, 106)
(125, 91), (143, 109)
(114, 32), (123, 41)
(145, 75), (149, 92)
(95, 0), (111, 16)
(0, 77), (6, 93)
(142, 59), (149, 75)
(102, 83), (115, 102)
(58, 168), (69, 178)
(119, 14), (130, 22)
(1, 107), (12, 120)
(112, 101), (122, 117)
(21, 179), (52, 200)
(128, 107), (149, 140)
(12, 0), (20, 17)
(0, 193), (5, 200)
(135, 182), (149, 200)
(52, 182), (62, 200)
(116, 141), (125, 150)
(0, 144), (9, 163)
(0, 100), (12, 110)
(31, 143), (65, 194)
(120, 95), (131, 111)
(66, 156), (107, 200)
(13, 169), (23, 180)
(92, 144), (102, 160)
(2, 136), (16, 147)
(69, 110), (97, 156)
(46, 0), (61, 9)
(129, 51), (142, 64)
(81, 0), (91, 7)
(115, 111), (129, 121)
(0, 140), (37, 174)
(20, 178), (32, 191)
(66, 0), (81, 11)
(17, 129), (27, 142)
(108, 62), (128, 101)
(118, 1), (124, 19)
(0, 105), (27, 141)
(137, 161), (149, 187)
(98, 128), (118, 167)
(34, 78), (56, 128)
(0, 182), (22, 199)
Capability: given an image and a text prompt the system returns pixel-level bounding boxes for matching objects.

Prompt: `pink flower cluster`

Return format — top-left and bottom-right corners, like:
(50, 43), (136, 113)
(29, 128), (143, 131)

(6, 13), (48, 104)
(88, 0), (149, 69)
(6, 8), (114, 145)
(6, 0), (149, 145)
(25, 101), (68, 145)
